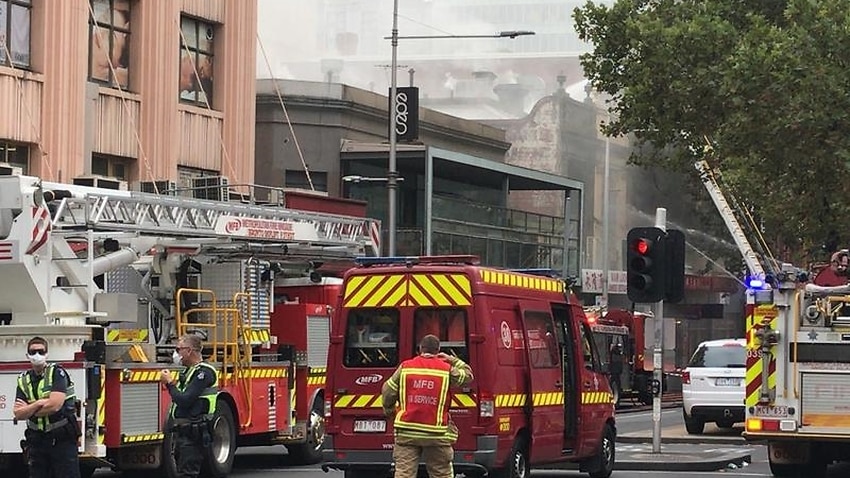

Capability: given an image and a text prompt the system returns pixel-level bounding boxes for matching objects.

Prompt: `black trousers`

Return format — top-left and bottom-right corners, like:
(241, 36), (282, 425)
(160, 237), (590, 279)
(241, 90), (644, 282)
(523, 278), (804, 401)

(175, 427), (205, 478)
(27, 436), (80, 478)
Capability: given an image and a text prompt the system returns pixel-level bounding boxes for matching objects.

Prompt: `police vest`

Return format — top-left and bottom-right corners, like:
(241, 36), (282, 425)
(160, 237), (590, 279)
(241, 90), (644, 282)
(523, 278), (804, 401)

(17, 364), (76, 432)
(170, 362), (219, 418)
(394, 355), (451, 434)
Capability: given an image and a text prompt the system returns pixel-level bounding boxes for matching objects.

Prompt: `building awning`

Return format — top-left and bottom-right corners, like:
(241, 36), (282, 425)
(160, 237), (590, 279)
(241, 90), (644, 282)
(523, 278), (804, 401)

(339, 142), (583, 193)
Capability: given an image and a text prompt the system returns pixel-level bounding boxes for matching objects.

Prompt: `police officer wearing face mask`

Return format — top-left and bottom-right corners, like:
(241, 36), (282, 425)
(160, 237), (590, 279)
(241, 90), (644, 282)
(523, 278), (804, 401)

(13, 336), (81, 478)
(160, 334), (219, 478)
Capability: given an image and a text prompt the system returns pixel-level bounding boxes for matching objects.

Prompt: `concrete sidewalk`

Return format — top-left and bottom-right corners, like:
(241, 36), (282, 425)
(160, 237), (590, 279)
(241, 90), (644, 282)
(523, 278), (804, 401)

(615, 442), (753, 472)
(619, 423), (746, 445)
(614, 422), (752, 471)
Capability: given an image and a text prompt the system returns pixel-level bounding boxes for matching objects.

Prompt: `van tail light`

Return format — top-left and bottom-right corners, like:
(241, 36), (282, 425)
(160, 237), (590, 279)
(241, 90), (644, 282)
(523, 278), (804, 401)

(479, 391), (494, 418)
(324, 395), (333, 419)
(681, 371), (691, 385)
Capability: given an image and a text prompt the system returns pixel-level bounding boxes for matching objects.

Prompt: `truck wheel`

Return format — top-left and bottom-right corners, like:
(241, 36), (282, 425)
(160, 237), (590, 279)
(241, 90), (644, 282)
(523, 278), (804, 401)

(202, 401), (237, 478)
(683, 411), (704, 435)
(584, 424), (615, 478)
(491, 436), (528, 478)
(287, 401), (325, 464)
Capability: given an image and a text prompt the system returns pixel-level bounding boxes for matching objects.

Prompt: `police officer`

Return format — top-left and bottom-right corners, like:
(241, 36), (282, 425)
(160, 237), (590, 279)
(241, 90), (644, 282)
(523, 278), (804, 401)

(160, 334), (219, 478)
(381, 334), (474, 478)
(13, 336), (81, 478)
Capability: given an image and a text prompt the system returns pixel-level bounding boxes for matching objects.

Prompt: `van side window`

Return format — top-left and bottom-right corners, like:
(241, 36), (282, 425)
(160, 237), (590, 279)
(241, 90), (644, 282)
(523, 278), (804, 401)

(523, 311), (559, 368)
(413, 308), (468, 363)
(580, 323), (601, 371)
(344, 308), (399, 368)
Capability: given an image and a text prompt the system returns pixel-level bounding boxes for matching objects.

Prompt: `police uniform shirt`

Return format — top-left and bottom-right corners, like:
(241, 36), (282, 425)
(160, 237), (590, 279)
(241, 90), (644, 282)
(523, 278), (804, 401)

(16, 365), (74, 422)
(166, 364), (217, 419)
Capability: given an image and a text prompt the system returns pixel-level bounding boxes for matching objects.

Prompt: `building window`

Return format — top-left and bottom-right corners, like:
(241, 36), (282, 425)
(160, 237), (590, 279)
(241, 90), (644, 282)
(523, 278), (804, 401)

(0, 0), (32, 68)
(89, 0), (131, 88)
(0, 141), (28, 173)
(285, 170), (328, 192)
(179, 16), (214, 106)
(91, 153), (130, 180)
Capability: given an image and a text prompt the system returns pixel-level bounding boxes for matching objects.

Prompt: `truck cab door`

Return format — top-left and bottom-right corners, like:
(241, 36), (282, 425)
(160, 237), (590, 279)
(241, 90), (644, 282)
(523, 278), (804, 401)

(520, 309), (566, 461)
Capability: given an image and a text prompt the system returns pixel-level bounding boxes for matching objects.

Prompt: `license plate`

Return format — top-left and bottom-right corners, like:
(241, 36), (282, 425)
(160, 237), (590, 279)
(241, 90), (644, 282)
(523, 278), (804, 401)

(753, 405), (789, 418)
(354, 419), (386, 433)
(716, 377), (741, 386)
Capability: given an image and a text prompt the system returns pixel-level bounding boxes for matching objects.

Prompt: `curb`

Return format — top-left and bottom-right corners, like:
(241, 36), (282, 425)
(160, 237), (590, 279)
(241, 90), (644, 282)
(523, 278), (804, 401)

(617, 435), (744, 445)
(616, 401), (682, 414)
(616, 452), (751, 472)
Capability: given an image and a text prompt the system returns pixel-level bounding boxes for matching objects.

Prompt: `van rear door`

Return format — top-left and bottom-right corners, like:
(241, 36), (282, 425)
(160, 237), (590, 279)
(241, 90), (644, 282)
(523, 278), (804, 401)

(333, 304), (402, 450)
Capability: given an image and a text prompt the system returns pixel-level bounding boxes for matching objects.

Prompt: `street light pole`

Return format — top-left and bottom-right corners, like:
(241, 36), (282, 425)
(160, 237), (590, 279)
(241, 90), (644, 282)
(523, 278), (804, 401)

(384, 8), (533, 256)
(387, 0), (400, 257)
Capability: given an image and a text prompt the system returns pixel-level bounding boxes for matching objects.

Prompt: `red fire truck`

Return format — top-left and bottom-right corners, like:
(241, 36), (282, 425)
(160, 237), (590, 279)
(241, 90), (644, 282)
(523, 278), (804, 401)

(321, 256), (616, 478)
(585, 308), (654, 407)
(0, 175), (377, 477)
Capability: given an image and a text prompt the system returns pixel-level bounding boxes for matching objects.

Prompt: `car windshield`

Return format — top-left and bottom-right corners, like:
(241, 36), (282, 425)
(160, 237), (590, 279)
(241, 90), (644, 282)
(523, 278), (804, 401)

(688, 344), (746, 368)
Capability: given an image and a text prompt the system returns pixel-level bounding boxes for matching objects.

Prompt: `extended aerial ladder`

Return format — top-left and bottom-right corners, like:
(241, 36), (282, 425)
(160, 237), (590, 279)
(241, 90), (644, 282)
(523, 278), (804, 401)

(694, 160), (771, 280)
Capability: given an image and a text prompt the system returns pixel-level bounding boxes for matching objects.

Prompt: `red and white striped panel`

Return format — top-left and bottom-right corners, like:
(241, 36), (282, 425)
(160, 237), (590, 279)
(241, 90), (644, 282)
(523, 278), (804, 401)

(368, 221), (381, 256)
(26, 206), (51, 255)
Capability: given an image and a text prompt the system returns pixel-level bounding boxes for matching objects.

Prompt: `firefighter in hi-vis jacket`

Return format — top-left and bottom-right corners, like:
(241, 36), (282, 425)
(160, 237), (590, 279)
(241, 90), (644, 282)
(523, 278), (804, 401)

(381, 334), (474, 478)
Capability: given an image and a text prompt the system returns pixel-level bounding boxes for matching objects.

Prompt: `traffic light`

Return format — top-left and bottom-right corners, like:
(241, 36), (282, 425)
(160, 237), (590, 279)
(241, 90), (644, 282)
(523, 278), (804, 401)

(627, 227), (667, 302)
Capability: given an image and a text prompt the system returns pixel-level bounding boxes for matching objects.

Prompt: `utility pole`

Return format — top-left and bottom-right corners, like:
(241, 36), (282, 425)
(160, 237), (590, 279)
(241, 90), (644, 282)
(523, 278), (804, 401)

(652, 207), (666, 453)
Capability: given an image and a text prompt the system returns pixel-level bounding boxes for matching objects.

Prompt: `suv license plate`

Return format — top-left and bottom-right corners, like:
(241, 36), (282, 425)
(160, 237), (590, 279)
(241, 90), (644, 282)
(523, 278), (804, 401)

(354, 419), (386, 433)
(716, 377), (741, 386)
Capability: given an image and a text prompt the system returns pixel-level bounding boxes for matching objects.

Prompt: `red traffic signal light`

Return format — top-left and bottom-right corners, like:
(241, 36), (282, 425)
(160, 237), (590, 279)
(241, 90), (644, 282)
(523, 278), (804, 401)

(627, 227), (666, 302)
(635, 238), (650, 256)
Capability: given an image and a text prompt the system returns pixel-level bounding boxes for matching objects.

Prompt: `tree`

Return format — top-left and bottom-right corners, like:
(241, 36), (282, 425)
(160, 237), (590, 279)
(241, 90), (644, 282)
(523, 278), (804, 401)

(573, 0), (850, 264)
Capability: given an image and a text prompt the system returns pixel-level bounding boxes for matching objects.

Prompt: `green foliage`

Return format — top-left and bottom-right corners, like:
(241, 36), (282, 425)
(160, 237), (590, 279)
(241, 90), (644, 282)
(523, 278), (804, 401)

(574, 0), (850, 264)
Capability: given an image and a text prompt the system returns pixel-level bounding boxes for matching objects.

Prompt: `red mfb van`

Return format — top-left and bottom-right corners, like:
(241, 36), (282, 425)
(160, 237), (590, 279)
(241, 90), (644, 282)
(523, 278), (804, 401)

(321, 256), (616, 478)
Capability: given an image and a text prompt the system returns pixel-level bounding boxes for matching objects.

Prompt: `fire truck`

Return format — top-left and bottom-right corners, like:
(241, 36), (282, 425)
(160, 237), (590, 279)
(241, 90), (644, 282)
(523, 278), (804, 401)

(0, 174), (379, 477)
(697, 161), (850, 476)
(321, 256), (616, 478)
(585, 308), (654, 407)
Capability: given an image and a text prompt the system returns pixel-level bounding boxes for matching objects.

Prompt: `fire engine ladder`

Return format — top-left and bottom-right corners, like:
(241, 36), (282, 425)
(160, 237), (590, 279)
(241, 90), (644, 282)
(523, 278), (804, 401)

(47, 188), (379, 257)
(175, 288), (255, 428)
(694, 161), (767, 279)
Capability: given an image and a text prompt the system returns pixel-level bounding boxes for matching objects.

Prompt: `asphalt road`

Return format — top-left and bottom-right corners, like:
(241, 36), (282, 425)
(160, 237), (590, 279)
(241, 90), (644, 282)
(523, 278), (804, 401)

(93, 405), (850, 477)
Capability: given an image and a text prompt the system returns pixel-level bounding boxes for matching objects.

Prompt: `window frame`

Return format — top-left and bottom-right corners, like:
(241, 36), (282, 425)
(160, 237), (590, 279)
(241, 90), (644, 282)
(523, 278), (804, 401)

(87, 0), (132, 89)
(178, 15), (215, 107)
(0, 0), (32, 68)
(0, 141), (28, 173)
(91, 153), (131, 180)
(343, 307), (400, 368)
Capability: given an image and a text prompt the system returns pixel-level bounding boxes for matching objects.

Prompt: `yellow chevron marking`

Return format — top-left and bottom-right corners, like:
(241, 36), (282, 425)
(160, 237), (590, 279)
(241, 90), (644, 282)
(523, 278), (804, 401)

(335, 395), (356, 408)
(364, 274), (405, 307)
(352, 395), (375, 408)
(107, 329), (149, 342)
(344, 275), (385, 308)
(413, 274), (451, 306)
(343, 275), (368, 300)
(434, 274), (471, 305)
(122, 433), (164, 444)
(407, 281), (431, 306)
(453, 393), (476, 407)
(382, 279), (408, 307)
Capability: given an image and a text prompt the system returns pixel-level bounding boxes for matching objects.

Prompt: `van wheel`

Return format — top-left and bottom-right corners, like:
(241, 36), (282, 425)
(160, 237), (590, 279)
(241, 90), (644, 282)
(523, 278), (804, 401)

(202, 401), (237, 477)
(287, 400), (325, 464)
(683, 411), (705, 435)
(491, 437), (528, 478)
(584, 424), (615, 478)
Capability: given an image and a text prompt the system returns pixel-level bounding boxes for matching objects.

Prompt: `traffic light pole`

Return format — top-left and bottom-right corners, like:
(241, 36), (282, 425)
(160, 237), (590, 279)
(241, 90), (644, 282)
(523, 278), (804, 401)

(652, 207), (666, 454)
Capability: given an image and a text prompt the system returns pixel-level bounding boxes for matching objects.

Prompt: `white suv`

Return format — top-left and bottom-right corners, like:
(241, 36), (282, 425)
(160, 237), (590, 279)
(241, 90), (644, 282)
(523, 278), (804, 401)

(681, 338), (746, 435)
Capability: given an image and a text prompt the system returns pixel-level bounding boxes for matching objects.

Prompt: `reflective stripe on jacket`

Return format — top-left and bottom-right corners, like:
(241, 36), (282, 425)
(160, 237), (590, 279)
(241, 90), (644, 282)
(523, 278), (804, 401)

(17, 364), (76, 432)
(170, 361), (219, 418)
(394, 355), (451, 436)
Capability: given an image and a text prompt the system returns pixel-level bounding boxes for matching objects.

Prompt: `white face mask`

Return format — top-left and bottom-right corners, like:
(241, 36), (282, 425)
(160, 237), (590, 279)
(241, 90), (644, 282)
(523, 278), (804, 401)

(172, 350), (183, 366)
(27, 352), (47, 367)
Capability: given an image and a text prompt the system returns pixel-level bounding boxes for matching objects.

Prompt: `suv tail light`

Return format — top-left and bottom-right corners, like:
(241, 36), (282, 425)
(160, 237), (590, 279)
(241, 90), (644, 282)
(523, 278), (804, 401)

(479, 391), (494, 418)
(681, 371), (691, 385)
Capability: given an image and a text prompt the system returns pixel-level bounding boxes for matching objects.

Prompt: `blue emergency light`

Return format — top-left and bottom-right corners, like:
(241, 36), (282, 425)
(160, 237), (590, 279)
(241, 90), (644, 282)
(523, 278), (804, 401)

(746, 278), (765, 289)
(354, 256), (419, 267)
